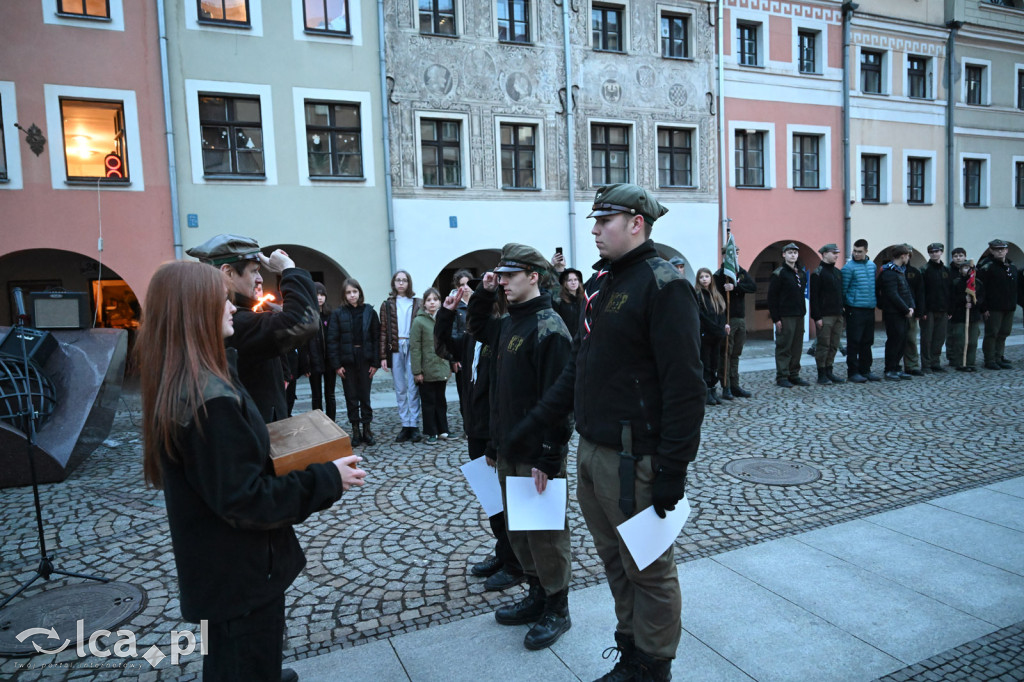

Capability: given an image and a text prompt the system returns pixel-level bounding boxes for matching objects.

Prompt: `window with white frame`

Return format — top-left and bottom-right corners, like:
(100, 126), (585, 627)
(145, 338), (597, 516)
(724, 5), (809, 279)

(497, 0), (530, 43)
(592, 4), (624, 52)
(198, 0), (250, 26)
(591, 123), (630, 185)
(791, 134), (820, 189)
(861, 49), (884, 94)
(735, 131), (765, 187)
(965, 64), (985, 105)
(59, 98), (131, 183)
(0, 83), (22, 189)
(58, 0), (109, 18)
(961, 155), (989, 208)
(1016, 67), (1024, 109)
(303, 0), (350, 35)
(657, 126), (693, 188)
(797, 29), (818, 74)
(861, 155), (881, 202)
(304, 100), (362, 178)
(1015, 160), (1024, 208)
(43, 0), (124, 30)
(907, 157), (927, 204)
(660, 11), (689, 59)
(907, 55), (931, 99)
(499, 122), (537, 189)
(421, 118), (463, 187)
(736, 21), (760, 66)
(420, 0), (456, 36)
(199, 94), (265, 176)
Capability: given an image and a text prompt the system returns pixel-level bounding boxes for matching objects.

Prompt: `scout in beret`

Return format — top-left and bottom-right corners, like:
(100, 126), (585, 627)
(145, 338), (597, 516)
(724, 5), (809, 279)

(587, 183), (669, 244)
(818, 243), (840, 255)
(978, 239), (1017, 370)
(927, 243), (944, 254)
(921, 242), (951, 373)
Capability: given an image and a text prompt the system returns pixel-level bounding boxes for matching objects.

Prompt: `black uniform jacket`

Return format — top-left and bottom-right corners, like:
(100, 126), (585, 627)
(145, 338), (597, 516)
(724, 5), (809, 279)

(467, 291), (573, 477)
(436, 304), (492, 441)
(949, 275), (986, 324)
(977, 258), (1020, 312)
(227, 268), (319, 423)
(906, 266), (926, 318)
(922, 261), (951, 313)
(327, 304), (381, 369)
(809, 262), (843, 321)
(161, 351), (344, 624)
(878, 263), (915, 315)
(526, 240), (705, 476)
(712, 266), (756, 319)
(298, 308), (331, 375)
(767, 264), (807, 322)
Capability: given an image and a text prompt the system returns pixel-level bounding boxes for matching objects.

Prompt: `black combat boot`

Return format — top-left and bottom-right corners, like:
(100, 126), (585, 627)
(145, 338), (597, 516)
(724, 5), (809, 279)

(790, 374), (810, 386)
(705, 388), (719, 405)
(523, 588), (571, 650)
(350, 424), (362, 447)
(825, 366), (845, 383)
(634, 648), (673, 682)
(495, 576), (545, 625)
(719, 385), (734, 400)
(409, 427), (423, 443)
(816, 368), (831, 385)
(731, 384), (752, 398)
(362, 422), (375, 446)
(595, 632), (637, 682)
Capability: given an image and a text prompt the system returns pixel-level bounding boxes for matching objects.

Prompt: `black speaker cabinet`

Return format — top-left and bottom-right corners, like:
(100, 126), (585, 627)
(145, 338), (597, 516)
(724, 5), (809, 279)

(0, 327), (58, 365)
(28, 291), (90, 330)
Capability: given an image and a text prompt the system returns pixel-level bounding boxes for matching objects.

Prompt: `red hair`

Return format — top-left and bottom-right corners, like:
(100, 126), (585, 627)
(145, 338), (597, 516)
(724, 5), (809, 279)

(136, 261), (233, 487)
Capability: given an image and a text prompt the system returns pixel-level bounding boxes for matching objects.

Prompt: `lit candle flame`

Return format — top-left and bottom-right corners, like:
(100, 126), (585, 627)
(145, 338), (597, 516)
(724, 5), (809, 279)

(252, 293), (276, 312)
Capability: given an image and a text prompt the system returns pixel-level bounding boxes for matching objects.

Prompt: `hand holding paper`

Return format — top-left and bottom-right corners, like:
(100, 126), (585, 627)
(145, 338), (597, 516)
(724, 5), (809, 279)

(506, 476), (567, 531)
(616, 496), (691, 571)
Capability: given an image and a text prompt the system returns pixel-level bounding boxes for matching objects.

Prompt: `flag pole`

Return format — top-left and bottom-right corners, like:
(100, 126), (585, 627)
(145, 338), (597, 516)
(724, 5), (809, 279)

(962, 298), (969, 368)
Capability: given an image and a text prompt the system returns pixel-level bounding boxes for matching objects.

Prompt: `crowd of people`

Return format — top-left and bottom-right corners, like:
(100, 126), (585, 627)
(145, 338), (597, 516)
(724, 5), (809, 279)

(135, 185), (1019, 681)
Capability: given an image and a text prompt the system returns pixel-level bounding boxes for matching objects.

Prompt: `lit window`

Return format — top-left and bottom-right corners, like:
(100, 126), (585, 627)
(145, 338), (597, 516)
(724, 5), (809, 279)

(304, 101), (362, 178)
(198, 0), (250, 25)
(304, 0), (349, 34)
(657, 127), (692, 187)
(421, 119), (462, 186)
(661, 13), (688, 59)
(60, 98), (129, 183)
(199, 95), (264, 176)
(592, 5), (623, 52)
(735, 131), (764, 187)
(58, 0), (110, 18)
(419, 0), (456, 36)
(591, 123), (629, 184)
(498, 0), (530, 43)
(500, 123), (536, 189)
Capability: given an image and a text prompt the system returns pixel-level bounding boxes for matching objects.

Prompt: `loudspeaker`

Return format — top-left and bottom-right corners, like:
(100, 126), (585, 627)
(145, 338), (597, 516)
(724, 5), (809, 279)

(28, 291), (90, 330)
(0, 327), (58, 366)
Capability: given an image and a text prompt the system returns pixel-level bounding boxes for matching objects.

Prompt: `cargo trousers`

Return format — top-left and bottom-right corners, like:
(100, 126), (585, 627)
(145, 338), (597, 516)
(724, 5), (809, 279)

(576, 437), (681, 659)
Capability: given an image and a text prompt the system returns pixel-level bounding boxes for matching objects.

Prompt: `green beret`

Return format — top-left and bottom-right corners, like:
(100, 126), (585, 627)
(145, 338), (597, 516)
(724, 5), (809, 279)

(587, 183), (668, 226)
(493, 243), (552, 275)
(186, 234), (262, 266)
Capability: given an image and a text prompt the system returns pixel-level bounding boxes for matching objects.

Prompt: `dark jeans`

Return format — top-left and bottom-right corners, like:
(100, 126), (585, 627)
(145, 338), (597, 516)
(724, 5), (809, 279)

(419, 380), (449, 436)
(203, 593), (285, 682)
(340, 354), (374, 425)
(845, 307), (876, 376)
(468, 437), (519, 572)
(700, 338), (722, 388)
(308, 370), (337, 421)
(883, 311), (909, 373)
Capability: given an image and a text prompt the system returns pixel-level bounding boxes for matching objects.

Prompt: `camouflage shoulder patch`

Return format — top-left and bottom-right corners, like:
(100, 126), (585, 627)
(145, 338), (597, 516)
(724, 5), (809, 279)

(647, 257), (681, 290)
(537, 308), (571, 341)
(772, 266), (785, 277)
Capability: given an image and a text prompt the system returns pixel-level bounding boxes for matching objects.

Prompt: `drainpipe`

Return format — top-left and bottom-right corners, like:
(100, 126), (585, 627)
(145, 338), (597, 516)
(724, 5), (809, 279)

(156, 0), (182, 260)
(841, 2), (857, 258)
(561, 0), (577, 265)
(945, 21), (961, 258)
(378, 0), (397, 273)
(717, 0), (728, 248)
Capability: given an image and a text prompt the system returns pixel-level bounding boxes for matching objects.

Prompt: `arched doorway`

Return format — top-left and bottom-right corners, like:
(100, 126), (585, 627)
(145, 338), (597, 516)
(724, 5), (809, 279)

(874, 244), (926, 270)
(746, 240), (817, 338)
(432, 248), (502, 291)
(264, 243), (350, 307)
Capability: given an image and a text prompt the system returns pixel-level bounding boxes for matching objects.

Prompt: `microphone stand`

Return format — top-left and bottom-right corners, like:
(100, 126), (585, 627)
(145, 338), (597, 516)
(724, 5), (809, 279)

(0, 289), (107, 611)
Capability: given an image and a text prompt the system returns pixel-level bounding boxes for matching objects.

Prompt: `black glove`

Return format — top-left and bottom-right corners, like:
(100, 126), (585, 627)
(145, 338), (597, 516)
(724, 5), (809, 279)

(652, 467), (687, 519)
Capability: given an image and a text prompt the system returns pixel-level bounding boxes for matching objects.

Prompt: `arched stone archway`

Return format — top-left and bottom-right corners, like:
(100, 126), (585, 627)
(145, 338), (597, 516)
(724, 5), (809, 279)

(975, 241), (1023, 268)
(746, 240), (817, 337)
(431, 248), (502, 291)
(264, 243), (350, 307)
(652, 242), (695, 284)
(874, 244), (926, 270)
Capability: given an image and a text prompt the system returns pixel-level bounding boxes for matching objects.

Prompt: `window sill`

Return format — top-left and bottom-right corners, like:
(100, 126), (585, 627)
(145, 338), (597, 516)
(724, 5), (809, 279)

(304, 29), (353, 38)
(907, 202), (933, 206)
(860, 200), (888, 205)
(963, 102), (991, 108)
(594, 48), (626, 55)
(420, 31), (459, 38)
(309, 175), (366, 182)
(423, 184), (466, 189)
(980, 3), (1024, 16)
(859, 91), (890, 97)
(659, 184), (698, 190)
(907, 95), (935, 101)
(0, 177), (10, 184)
(498, 39), (534, 46)
(65, 179), (132, 187)
(196, 19), (252, 29)
(55, 12), (112, 22)
(793, 187), (826, 191)
(738, 62), (765, 69)
(662, 55), (694, 62)
(963, 205), (988, 209)
(736, 185), (770, 190)
(798, 70), (823, 77)
(501, 186), (541, 191)
(202, 174), (267, 181)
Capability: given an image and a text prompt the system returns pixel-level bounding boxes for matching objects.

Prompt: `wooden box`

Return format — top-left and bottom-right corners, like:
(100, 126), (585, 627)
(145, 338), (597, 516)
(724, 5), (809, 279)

(267, 410), (352, 476)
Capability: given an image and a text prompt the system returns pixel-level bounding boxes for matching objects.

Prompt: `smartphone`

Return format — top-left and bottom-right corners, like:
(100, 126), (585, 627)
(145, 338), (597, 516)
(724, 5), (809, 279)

(555, 247), (563, 255)
(449, 289), (458, 297)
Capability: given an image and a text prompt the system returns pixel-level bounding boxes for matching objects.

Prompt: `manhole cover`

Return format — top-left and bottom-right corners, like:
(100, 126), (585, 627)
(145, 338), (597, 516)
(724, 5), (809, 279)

(0, 582), (146, 656)
(724, 458), (821, 486)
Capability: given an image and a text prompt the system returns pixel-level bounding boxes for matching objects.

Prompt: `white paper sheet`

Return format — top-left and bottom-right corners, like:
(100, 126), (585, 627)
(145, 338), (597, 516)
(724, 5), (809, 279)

(616, 496), (692, 571)
(459, 456), (504, 517)
(505, 476), (568, 531)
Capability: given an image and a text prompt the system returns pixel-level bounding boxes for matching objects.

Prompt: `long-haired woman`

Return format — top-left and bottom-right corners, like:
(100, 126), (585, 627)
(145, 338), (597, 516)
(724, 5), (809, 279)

(695, 267), (730, 405)
(553, 267), (584, 339)
(411, 287), (452, 443)
(138, 261), (365, 681)
(379, 270), (423, 443)
(299, 282), (336, 421)
(327, 277), (381, 446)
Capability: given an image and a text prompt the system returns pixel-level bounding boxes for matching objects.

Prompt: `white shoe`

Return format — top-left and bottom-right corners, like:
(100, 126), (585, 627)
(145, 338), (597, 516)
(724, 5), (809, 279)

(439, 432), (449, 440)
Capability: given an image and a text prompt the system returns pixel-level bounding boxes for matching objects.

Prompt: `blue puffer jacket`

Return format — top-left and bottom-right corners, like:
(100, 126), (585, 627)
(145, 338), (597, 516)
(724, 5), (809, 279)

(842, 258), (877, 309)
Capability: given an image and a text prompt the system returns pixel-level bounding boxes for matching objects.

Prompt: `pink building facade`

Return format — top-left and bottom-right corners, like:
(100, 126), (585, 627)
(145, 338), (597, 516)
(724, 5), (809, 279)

(0, 1), (173, 325)
(721, 0), (845, 332)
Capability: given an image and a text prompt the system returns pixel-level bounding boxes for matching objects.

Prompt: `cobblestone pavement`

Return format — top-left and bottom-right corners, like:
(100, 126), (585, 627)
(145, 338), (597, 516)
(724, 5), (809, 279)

(874, 621), (1024, 682)
(1, 344), (1022, 680)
